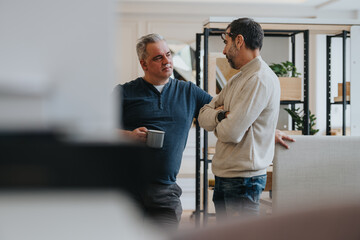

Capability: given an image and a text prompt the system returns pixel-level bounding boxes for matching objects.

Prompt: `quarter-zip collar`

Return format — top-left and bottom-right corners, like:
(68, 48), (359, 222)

(141, 77), (173, 110)
(239, 56), (262, 75)
(141, 77), (172, 96)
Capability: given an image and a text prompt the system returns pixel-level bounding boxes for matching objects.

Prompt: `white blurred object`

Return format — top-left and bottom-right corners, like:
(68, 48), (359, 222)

(169, 43), (194, 82)
(0, 0), (119, 141)
(273, 136), (360, 213)
(0, 191), (165, 240)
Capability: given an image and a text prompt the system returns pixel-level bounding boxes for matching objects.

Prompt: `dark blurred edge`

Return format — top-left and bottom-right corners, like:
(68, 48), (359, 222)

(0, 131), (161, 208)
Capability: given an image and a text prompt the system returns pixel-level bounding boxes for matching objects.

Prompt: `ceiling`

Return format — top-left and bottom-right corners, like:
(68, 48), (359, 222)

(310, 0), (360, 10)
(119, 0), (360, 11)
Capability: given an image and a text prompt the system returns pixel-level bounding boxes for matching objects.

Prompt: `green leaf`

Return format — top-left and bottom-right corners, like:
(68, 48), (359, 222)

(269, 61), (301, 77)
(284, 108), (319, 135)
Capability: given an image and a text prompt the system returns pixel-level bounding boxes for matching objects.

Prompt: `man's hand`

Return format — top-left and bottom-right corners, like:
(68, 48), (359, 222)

(215, 105), (230, 118)
(215, 105), (224, 111)
(275, 129), (295, 149)
(120, 127), (148, 143)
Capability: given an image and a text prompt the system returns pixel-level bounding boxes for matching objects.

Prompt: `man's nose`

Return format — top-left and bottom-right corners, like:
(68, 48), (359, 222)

(163, 55), (171, 64)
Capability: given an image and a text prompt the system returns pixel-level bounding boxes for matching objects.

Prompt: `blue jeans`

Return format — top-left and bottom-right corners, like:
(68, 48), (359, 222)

(213, 175), (266, 219)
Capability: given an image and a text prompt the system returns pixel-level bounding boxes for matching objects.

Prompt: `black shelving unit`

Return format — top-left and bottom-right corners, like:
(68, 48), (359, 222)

(265, 30), (309, 133)
(194, 27), (310, 227)
(326, 31), (351, 136)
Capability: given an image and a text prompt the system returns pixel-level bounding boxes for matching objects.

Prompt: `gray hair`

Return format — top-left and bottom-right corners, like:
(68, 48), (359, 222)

(136, 33), (165, 61)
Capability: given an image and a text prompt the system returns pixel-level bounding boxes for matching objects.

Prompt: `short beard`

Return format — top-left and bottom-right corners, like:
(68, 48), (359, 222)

(226, 42), (238, 69)
(227, 58), (236, 69)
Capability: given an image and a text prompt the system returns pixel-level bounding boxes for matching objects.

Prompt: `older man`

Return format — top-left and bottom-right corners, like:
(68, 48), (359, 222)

(114, 33), (212, 230)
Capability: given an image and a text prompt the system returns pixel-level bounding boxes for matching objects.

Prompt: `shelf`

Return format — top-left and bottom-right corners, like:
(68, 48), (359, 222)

(326, 31), (350, 136)
(332, 101), (350, 105)
(333, 95), (350, 102)
(280, 100), (303, 104)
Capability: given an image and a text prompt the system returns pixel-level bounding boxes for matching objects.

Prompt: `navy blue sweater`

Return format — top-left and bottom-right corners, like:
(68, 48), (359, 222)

(116, 77), (212, 184)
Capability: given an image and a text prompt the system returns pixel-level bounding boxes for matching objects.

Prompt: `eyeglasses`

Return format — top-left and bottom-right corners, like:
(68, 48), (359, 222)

(221, 32), (234, 41)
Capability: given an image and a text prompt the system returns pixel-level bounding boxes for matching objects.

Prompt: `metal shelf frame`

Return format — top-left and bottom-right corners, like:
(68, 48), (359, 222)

(194, 27), (310, 227)
(326, 31), (351, 136)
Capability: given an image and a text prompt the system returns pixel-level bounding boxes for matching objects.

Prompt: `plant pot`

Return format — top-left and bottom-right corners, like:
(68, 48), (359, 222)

(279, 77), (302, 101)
(281, 130), (302, 135)
(338, 82), (350, 97)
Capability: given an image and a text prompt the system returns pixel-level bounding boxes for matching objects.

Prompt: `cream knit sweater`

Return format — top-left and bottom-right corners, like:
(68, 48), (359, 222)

(198, 56), (280, 178)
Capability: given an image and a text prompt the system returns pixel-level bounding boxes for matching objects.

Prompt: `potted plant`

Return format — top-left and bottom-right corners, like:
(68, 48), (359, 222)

(269, 61), (301, 78)
(284, 107), (319, 135)
(269, 61), (302, 101)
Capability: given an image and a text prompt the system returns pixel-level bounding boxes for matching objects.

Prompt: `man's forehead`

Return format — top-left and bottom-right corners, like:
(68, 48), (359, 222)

(147, 41), (169, 53)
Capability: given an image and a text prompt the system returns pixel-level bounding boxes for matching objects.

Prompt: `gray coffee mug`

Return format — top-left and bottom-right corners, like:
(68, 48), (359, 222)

(146, 130), (165, 148)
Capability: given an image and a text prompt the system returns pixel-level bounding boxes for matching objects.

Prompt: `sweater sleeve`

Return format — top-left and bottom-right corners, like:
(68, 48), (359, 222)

(198, 89), (226, 131)
(215, 76), (269, 143)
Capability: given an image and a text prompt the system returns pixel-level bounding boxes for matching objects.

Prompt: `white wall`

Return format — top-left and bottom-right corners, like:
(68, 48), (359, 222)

(117, 1), (360, 83)
(116, 14), (204, 84)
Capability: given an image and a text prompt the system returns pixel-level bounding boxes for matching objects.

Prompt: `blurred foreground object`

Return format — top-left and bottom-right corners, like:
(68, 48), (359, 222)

(0, 0), (118, 141)
(0, 132), (164, 240)
(272, 136), (360, 212)
(0, 191), (165, 240)
(173, 203), (360, 240)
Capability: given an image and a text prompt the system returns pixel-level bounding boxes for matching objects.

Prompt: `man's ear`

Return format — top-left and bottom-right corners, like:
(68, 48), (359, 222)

(140, 59), (147, 71)
(236, 34), (245, 49)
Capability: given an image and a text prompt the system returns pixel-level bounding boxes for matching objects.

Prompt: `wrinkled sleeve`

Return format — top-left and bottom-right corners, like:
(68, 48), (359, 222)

(214, 76), (269, 143)
(198, 90), (226, 131)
